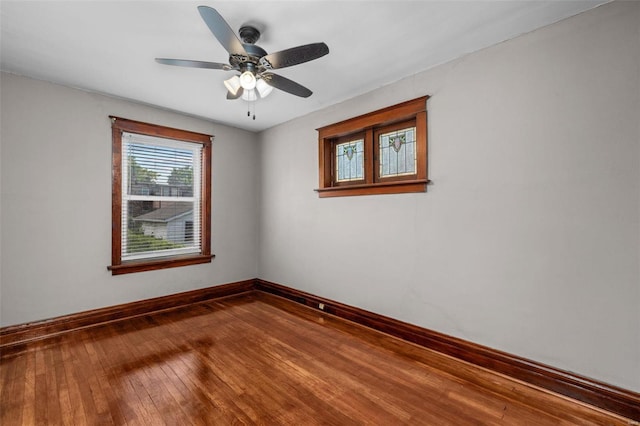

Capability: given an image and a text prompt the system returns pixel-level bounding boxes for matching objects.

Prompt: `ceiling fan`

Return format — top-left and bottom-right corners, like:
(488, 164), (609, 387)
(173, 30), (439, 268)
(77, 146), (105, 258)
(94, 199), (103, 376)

(156, 6), (329, 103)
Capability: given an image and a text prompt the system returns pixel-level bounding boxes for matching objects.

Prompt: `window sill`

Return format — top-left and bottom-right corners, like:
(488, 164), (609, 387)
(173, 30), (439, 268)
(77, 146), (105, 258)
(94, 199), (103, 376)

(108, 254), (215, 275)
(315, 179), (429, 198)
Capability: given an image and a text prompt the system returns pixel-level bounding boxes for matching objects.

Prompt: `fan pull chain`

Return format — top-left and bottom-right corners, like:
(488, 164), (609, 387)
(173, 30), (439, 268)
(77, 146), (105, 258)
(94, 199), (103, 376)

(247, 99), (256, 120)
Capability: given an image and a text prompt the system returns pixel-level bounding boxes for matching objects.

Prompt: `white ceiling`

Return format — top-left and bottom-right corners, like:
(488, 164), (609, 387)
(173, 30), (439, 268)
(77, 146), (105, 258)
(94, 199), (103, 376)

(1, 1), (609, 132)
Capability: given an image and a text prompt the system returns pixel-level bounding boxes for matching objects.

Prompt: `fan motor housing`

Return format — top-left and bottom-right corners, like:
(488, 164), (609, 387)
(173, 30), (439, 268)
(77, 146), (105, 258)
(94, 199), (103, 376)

(229, 45), (267, 70)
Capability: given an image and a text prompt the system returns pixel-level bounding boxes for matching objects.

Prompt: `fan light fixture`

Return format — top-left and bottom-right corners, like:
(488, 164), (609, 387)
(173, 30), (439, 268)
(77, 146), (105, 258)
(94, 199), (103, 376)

(241, 88), (258, 101)
(239, 71), (257, 90)
(256, 78), (273, 98)
(226, 74), (273, 100)
(224, 75), (241, 96)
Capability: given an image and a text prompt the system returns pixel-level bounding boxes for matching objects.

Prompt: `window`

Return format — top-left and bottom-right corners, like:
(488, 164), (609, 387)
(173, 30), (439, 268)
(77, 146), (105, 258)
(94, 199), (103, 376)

(335, 134), (365, 183)
(316, 96), (429, 197)
(108, 116), (213, 275)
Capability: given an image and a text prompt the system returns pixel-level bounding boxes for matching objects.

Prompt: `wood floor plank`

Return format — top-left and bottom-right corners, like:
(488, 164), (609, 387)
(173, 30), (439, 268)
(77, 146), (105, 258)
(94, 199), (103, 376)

(43, 347), (62, 424)
(21, 350), (36, 425)
(52, 343), (75, 426)
(33, 348), (49, 425)
(59, 342), (89, 426)
(0, 353), (25, 425)
(0, 292), (634, 425)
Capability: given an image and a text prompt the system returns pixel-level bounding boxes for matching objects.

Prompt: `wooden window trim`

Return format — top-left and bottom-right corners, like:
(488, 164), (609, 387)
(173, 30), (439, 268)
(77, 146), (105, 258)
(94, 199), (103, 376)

(108, 116), (214, 275)
(316, 96), (429, 198)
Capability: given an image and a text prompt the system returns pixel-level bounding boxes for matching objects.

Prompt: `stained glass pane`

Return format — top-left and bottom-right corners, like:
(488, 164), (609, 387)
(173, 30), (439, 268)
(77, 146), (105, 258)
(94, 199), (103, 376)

(379, 127), (416, 178)
(336, 139), (364, 182)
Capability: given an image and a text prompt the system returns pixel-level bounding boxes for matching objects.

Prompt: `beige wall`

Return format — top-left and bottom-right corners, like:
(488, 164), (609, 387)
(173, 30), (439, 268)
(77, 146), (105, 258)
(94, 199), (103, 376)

(0, 72), (260, 326)
(258, 1), (640, 391)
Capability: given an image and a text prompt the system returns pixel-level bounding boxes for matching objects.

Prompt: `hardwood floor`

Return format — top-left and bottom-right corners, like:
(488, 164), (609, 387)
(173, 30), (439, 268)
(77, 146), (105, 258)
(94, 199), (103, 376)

(0, 292), (634, 425)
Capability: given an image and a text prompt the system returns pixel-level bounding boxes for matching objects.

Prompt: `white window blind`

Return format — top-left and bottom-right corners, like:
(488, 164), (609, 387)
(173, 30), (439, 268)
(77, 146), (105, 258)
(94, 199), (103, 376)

(121, 132), (202, 261)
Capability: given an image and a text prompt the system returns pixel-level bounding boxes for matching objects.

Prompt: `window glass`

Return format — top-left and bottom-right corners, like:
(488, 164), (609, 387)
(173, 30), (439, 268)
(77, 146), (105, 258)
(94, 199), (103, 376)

(379, 127), (416, 178)
(121, 133), (202, 261)
(336, 139), (364, 182)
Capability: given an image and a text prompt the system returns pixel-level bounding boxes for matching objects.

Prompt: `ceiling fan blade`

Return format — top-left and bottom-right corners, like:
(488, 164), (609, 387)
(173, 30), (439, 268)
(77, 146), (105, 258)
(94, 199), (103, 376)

(155, 58), (230, 70)
(197, 6), (247, 56)
(226, 88), (243, 100)
(261, 43), (329, 70)
(262, 73), (312, 98)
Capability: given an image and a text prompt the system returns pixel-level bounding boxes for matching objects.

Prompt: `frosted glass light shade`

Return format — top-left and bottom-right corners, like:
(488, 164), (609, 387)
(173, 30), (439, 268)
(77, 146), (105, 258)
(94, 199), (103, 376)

(239, 71), (257, 90)
(256, 78), (273, 98)
(241, 88), (257, 101)
(223, 75), (241, 95)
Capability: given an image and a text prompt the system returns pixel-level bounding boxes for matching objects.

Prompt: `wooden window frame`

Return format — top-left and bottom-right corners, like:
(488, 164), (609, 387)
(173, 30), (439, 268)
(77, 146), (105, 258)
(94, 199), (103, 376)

(316, 96), (429, 198)
(374, 119), (420, 183)
(108, 116), (214, 275)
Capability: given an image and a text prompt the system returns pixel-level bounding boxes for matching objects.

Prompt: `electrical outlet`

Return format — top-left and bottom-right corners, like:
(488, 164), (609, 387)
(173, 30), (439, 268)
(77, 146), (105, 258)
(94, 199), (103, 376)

(318, 303), (325, 310)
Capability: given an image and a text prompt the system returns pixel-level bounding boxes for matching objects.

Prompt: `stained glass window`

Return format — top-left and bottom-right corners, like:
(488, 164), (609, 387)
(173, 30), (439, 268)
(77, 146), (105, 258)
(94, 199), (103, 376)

(336, 139), (364, 182)
(379, 127), (416, 178)
(317, 96), (428, 197)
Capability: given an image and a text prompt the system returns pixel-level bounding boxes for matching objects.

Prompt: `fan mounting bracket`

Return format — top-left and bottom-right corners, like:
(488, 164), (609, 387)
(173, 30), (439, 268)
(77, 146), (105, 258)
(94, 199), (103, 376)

(239, 25), (261, 45)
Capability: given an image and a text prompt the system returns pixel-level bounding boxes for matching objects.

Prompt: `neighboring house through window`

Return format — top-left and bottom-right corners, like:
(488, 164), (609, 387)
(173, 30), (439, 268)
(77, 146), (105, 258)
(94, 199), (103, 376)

(108, 117), (213, 275)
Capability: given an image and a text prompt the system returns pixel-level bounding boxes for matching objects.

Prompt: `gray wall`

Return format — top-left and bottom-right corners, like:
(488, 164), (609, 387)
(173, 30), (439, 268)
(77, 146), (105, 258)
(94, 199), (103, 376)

(257, 1), (639, 391)
(0, 72), (260, 326)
